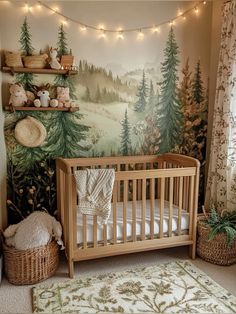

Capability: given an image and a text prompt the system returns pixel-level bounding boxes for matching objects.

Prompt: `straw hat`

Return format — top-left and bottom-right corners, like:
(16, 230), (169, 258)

(15, 116), (47, 147)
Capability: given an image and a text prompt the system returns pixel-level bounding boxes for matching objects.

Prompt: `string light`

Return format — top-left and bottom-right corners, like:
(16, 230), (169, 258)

(22, 0), (207, 37)
(62, 19), (68, 26)
(138, 29), (144, 39)
(80, 25), (87, 31)
(153, 26), (160, 33)
(117, 30), (124, 39)
(100, 28), (106, 38)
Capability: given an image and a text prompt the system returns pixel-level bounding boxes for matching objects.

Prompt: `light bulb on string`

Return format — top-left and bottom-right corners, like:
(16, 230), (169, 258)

(153, 26), (160, 34)
(24, 2), (29, 12)
(80, 25), (87, 31)
(203, 1), (207, 4)
(195, 7), (199, 14)
(100, 28), (106, 39)
(117, 30), (124, 39)
(62, 19), (68, 26)
(138, 29), (144, 39)
(37, 3), (42, 9)
(169, 20), (175, 27)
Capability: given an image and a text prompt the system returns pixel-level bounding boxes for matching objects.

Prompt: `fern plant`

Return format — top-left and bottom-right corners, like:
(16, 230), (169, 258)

(204, 206), (236, 247)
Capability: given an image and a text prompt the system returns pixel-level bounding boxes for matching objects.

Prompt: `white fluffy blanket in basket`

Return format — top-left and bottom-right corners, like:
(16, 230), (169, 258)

(3, 212), (64, 250)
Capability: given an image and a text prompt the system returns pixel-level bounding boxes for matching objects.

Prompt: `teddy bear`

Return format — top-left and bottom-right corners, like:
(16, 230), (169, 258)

(57, 86), (73, 108)
(48, 47), (61, 70)
(3, 211), (64, 250)
(9, 83), (28, 107)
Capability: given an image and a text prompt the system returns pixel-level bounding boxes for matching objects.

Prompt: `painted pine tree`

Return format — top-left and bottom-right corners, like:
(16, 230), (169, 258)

(134, 71), (148, 112)
(156, 27), (182, 153)
(120, 109), (132, 156)
(57, 24), (69, 57)
(192, 59), (204, 105)
(147, 80), (155, 113)
(43, 111), (90, 158)
(178, 58), (194, 155)
(54, 24), (77, 99)
(16, 17), (35, 91)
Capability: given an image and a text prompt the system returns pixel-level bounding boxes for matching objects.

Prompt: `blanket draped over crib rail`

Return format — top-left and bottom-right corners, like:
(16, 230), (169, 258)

(74, 168), (115, 225)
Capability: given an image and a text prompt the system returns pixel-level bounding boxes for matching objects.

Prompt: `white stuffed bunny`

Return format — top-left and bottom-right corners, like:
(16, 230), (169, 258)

(36, 90), (50, 107)
(49, 47), (61, 70)
(4, 211), (64, 250)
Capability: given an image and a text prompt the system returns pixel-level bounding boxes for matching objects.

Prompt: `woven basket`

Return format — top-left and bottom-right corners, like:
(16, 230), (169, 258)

(23, 54), (48, 69)
(3, 241), (59, 285)
(197, 220), (236, 266)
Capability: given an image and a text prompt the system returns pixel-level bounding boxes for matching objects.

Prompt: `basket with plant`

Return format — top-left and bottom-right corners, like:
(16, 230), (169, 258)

(197, 206), (236, 265)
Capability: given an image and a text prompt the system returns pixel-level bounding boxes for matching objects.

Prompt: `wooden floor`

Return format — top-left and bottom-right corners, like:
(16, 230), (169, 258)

(0, 246), (236, 313)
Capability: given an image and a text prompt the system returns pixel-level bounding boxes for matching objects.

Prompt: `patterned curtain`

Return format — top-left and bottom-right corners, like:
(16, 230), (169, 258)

(205, 0), (236, 211)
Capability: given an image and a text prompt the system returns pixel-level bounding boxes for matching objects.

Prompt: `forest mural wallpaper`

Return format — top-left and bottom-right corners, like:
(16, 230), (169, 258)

(2, 6), (209, 223)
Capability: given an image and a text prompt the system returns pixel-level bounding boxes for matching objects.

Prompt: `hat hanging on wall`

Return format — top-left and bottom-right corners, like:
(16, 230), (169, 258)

(15, 116), (47, 147)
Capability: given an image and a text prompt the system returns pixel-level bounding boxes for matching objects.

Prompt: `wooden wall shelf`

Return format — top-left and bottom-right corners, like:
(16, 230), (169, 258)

(4, 106), (79, 112)
(2, 66), (78, 76)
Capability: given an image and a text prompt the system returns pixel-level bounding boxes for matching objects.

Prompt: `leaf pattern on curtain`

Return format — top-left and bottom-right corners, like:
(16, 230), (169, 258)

(206, 0), (236, 211)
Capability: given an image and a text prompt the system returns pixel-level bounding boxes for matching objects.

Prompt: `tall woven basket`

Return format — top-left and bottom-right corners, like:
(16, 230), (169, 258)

(197, 220), (236, 266)
(3, 241), (59, 285)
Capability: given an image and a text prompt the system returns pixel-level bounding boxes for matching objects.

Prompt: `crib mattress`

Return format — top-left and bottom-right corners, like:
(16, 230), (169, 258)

(77, 199), (189, 244)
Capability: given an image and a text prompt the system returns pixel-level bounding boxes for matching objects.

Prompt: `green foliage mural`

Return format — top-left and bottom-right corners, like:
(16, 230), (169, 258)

(16, 17), (35, 91)
(4, 19), (209, 223)
(156, 27), (183, 153)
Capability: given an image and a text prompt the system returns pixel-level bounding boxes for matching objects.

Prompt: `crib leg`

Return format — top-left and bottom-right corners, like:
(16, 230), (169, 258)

(68, 259), (74, 278)
(189, 243), (196, 259)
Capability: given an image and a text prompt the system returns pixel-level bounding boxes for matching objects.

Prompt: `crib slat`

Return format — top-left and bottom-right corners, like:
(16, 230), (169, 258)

(123, 180), (128, 243)
(117, 164), (121, 202)
(93, 216), (97, 247)
(189, 176), (194, 236)
(160, 177), (165, 238)
(168, 177), (174, 237)
(103, 224), (107, 246)
(141, 178), (146, 240)
(178, 177), (183, 235)
(132, 179), (137, 242)
(150, 178), (155, 239)
(83, 215), (87, 249)
(113, 181), (117, 244)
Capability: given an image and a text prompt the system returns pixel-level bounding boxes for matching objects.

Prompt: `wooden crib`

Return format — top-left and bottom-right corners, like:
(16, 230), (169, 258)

(56, 153), (200, 278)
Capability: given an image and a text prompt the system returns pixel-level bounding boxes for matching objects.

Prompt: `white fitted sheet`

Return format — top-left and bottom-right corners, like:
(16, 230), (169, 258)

(77, 199), (189, 244)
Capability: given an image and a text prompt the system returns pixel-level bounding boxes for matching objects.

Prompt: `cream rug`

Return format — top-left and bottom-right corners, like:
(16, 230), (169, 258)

(32, 260), (236, 313)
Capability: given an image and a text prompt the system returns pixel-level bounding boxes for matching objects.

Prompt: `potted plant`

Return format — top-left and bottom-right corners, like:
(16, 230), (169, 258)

(197, 206), (236, 265)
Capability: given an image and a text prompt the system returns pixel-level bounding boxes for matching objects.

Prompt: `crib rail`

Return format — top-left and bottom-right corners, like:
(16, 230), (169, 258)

(56, 154), (200, 277)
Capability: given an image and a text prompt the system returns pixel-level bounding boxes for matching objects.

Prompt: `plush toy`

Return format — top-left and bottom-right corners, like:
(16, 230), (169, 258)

(49, 47), (61, 70)
(35, 89), (50, 107)
(49, 99), (59, 108)
(57, 86), (73, 107)
(9, 83), (27, 107)
(3, 211), (64, 250)
(25, 90), (35, 106)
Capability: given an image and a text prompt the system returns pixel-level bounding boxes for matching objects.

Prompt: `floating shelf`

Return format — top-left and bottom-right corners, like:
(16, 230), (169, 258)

(4, 106), (79, 112)
(2, 66), (78, 76)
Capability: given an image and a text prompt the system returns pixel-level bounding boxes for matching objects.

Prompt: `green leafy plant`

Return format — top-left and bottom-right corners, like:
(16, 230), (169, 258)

(204, 206), (236, 247)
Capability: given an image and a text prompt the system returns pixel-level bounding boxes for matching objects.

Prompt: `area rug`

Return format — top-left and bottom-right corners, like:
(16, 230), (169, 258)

(32, 260), (236, 313)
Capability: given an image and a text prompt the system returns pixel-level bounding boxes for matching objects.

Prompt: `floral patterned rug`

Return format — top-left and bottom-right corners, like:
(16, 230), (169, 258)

(32, 260), (236, 313)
